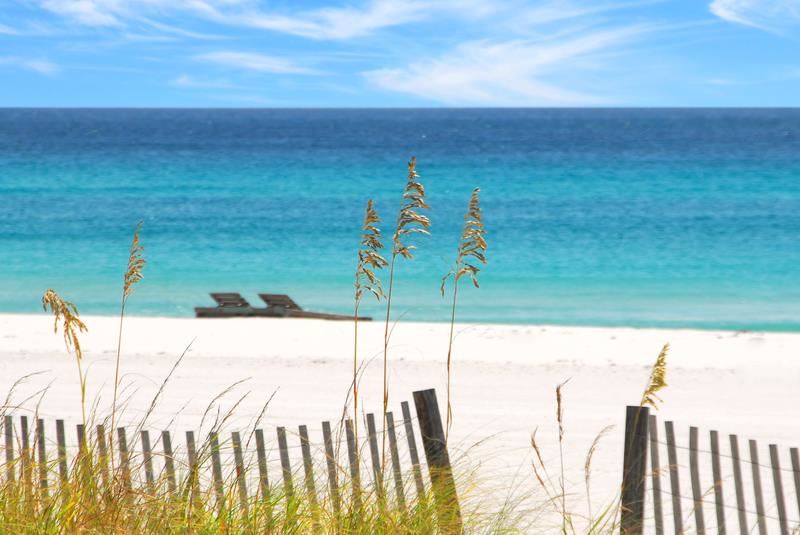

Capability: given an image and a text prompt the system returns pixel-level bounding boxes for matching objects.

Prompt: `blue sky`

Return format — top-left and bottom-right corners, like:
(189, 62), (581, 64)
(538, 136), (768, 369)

(0, 0), (798, 107)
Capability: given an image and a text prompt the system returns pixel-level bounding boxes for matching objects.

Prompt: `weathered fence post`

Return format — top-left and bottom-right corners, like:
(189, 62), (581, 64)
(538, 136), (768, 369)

(729, 434), (748, 535)
(117, 427), (132, 491)
(231, 431), (249, 515)
(709, 430), (725, 534)
(56, 420), (68, 485)
(366, 413), (385, 509)
(321, 421), (340, 514)
(413, 388), (462, 534)
(276, 426), (294, 499)
(386, 411), (406, 510)
(254, 429), (270, 500)
(162, 430), (177, 495)
(345, 419), (361, 508)
(647, 415), (664, 535)
(664, 421), (683, 535)
(401, 401), (426, 502)
(4, 415), (13, 482)
(298, 424), (319, 524)
(689, 426), (706, 535)
(208, 431), (225, 511)
(141, 430), (155, 491)
(791, 448), (800, 523)
(749, 439), (767, 535)
(36, 419), (48, 496)
(769, 444), (789, 535)
(620, 405), (649, 535)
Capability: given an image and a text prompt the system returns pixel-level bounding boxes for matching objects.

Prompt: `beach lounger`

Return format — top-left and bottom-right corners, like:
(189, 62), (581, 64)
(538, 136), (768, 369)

(257, 293), (372, 321)
(194, 292), (256, 318)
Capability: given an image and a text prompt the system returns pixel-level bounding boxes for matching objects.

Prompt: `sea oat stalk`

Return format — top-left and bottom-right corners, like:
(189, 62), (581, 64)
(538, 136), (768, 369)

(441, 188), (486, 436)
(42, 289), (88, 425)
(110, 221), (146, 466)
(353, 200), (387, 444)
(640, 343), (669, 409)
(383, 157), (430, 430)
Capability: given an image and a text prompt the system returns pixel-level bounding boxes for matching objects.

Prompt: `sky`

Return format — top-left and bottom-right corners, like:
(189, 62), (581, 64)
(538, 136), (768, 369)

(0, 0), (798, 107)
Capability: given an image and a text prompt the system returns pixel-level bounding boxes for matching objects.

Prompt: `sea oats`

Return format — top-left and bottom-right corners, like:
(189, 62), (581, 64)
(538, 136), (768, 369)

(443, 188), (487, 435)
(353, 199), (387, 444)
(640, 343), (669, 409)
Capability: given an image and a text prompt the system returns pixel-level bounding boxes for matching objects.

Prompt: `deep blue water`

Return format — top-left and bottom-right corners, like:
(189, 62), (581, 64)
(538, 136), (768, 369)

(1, 108), (799, 330)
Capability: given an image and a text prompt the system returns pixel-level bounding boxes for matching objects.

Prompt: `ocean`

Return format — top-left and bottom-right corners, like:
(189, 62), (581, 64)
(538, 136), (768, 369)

(1, 108), (798, 330)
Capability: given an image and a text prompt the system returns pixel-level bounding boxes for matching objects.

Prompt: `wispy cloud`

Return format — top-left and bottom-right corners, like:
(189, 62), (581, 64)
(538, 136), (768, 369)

(0, 56), (59, 74)
(170, 74), (253, 89)
(364, 25), (650, 105)
(34, 0), (498, 40)
(41, 0), (121, 26)
(709, 0), (800, 33)
(195, 51), (320, 75)
(0, 22), (20, 35)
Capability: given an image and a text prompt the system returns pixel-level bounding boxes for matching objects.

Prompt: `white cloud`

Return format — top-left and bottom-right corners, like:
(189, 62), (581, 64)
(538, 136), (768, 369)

(195, 51), (320, 74)
(34, 0), (499, 40)
(710, 0), (800, 33)
(0, 56), (59, 74)
(40, 0), (122, 26)
(0, 23), (20, 35)
(364, 25), (649, 105)
(170, 74), (238, 88)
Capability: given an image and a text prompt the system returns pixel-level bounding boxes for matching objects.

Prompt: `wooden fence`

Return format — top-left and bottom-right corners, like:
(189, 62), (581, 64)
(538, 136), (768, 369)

(0, 388), (461, 531)
(621, 406), (800, 535)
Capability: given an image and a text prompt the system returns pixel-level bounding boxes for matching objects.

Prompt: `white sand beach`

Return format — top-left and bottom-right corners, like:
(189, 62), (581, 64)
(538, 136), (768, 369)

(2, 313), (799, 530)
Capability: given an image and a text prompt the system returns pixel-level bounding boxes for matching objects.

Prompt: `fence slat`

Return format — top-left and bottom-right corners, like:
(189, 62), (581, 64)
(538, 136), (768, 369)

(709, 430), (726, 535)
(729, 435), (747, 535)
(118, 427), (132, 491)
(401, 401), (426, 500)
(413, 388), (462, 534)
(749, 439), (767, 535)
(20, 416), (31, 488)
(321, 421), (340, 514)
(345, 419), (361, 508)
(36, 419), (48, 495)
(185, 430), (199, 499)
(277, 426), (294, 499)
(56, 419), (68, 484)
(4, 415), (13, 482)
(299, 425), (318, 523)
(621, 406), (649, 535)
(769, 444), (789, 535)
(386, 411), (406, 510)
(76, 424), (85, 453)
(689, 426), (706, 535)
(97, 424), (110, 489)
(791, 448), (800, 522)
(366, 413), (384, 506)
(255, 429), (269, 500)
(208, 432), (225, 510)
(664, 421), (683, 535)
(648, 415), (664, 535)
(141, 430), (155, 490)
(162, 430), (177, 495)
(231, 431), (249, 514)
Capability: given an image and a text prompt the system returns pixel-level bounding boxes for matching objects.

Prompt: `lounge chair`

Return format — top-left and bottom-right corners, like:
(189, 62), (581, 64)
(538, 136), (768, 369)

(194, 293), (256, 318)
(256, 293), (372, 321)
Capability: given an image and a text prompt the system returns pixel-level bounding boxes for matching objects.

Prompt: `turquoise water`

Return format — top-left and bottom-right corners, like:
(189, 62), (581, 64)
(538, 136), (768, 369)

(1, 108), (799, 330)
